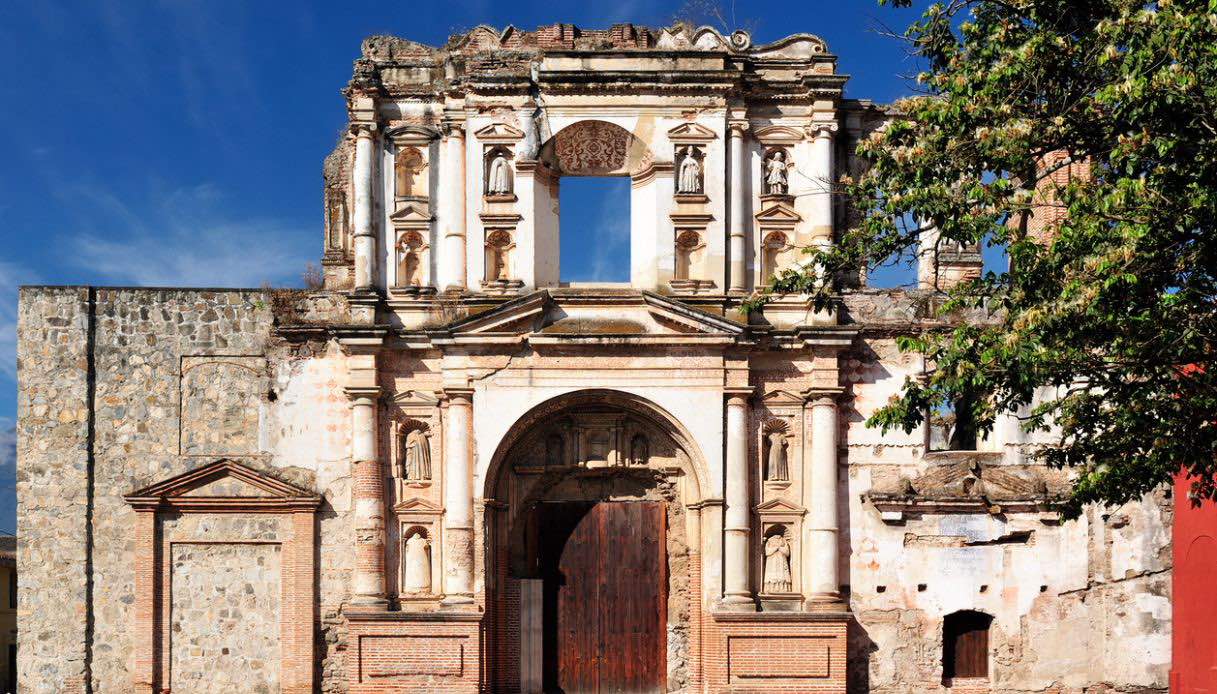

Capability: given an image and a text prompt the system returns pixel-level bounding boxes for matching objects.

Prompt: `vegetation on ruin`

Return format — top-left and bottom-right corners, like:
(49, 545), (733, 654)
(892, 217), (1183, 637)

(749, 0), (1217, 516)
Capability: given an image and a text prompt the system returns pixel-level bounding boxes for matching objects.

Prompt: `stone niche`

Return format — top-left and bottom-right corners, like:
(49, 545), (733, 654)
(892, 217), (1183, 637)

(179, 356), (267, 456)
(387, 125), (439, 296)
(668, 121), (718, 295)
(123, 460), (322, 694)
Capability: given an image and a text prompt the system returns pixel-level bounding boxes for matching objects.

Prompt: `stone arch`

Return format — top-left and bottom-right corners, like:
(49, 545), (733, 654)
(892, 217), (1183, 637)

(482, 388), (708, 502)
(537, 120), (655, 177)
(481, 388), (709, 692)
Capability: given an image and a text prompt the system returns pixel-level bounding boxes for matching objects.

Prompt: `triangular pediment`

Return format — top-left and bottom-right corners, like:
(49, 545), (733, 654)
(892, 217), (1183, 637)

(393, 389), (441, 405)
(474, 122), (526, 143)
(393, 497), (444, 515)
(755, 204), (802, 223)
(667, 122), (718, 143)
(125, 459), (319, 509)
(761, 389), (805, 405)
(390, 202), (433, 223)
(755, 497), (806, 515)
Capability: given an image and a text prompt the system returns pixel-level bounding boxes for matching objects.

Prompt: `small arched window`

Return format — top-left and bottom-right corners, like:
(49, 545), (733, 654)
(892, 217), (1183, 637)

(942, 610), (992, 680)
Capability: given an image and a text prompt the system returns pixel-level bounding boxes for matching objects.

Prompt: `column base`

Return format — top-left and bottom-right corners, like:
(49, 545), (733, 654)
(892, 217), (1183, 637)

(348, 597), (389, 610)
(440, 593), (476, 607)
(720, 593), (755, 610)
(805, 593), (848, 613)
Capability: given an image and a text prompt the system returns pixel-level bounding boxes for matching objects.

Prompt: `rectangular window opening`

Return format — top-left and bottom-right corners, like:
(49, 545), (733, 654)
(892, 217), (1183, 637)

(559, 177), (631, 285)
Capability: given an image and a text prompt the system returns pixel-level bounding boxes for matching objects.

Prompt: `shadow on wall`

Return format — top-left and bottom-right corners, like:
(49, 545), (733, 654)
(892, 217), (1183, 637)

(848, 617), (877, 692)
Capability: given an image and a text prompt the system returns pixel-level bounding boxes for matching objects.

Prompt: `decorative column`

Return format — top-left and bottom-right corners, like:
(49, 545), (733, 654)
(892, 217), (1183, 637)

(806, 391), (843, 608)
(442, 388), (475, 604)
(727, 120), (749, 293)
(440, 121), (468, 291)
(723, 389), (753, 604)
(808, 123), (836, 240)
(352, 123), (378, 292)
(347, 382), (387, 607)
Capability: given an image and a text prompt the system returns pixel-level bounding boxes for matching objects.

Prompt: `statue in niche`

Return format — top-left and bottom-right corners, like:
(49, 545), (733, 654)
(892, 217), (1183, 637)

(765, 430), (789, 481)
(763, 531), (793, 593)
(397, 232), (425, 287)
(403, 428), (431, 481)
(677, 146), (702, 194)
(675, 230), (703, 280)
(486, 151), (512, 195)
(485, 230), (513, 281)
(765, 150), (789, 195)
(395, 147), (425, 197)
(629, 433), (650, 466)
(403, 530), (432, 594)
(545, 434), (564, 467)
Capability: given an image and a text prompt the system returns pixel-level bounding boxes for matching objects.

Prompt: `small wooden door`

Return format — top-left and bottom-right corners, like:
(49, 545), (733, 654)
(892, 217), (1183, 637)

(540, 501), (667, 694)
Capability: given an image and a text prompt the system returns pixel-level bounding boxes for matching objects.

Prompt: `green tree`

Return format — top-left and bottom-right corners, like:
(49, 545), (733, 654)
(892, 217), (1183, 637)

(750, 0), (1217, 516)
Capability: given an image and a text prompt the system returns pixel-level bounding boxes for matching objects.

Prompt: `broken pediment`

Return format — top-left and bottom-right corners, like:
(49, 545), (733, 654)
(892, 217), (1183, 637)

(473, 122), (526, 144)
(124, 459), (321, 512)
(668, 122), (718, 143)
(390, 202), (433, 224)
(435, 290), (746, 344)
(868, 456), (1066, 519)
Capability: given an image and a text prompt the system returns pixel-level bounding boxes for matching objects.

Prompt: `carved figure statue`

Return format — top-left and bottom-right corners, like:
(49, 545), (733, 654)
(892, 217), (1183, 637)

(766, 431), (789, 481)
(487, 152), (511, 195)
(403, 429), (431, 481)
(677, 146), (702, 194)
(403, 531), (431, 593)
(763, 532), (792, 593)
(765, 150), (789, 195)
(629, 433), (650, 466)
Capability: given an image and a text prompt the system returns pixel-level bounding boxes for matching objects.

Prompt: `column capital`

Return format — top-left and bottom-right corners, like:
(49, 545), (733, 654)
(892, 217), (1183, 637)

(724, 387), (754, 406)
(802, 387), (844, 407)
(443, 387), (474, 404)
(806, 122), (838, 139)
(441, 120), (466, 138)
(344, 386), (381, 401)
(728, 120), (750, 137)
(350, 121), (379, 137)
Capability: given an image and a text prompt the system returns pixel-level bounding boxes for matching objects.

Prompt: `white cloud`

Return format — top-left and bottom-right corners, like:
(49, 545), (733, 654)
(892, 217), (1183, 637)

(68, 183), (314, 288)
(0, 261), (39, 381)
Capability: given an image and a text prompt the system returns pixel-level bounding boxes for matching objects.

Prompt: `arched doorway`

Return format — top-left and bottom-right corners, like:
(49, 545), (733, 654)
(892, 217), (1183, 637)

(482, 390), (707, 693)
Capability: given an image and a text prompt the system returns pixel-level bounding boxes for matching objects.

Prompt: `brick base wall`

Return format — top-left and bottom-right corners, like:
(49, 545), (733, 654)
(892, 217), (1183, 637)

(703, 612), (849, 693)
(344, 611), (483, 693)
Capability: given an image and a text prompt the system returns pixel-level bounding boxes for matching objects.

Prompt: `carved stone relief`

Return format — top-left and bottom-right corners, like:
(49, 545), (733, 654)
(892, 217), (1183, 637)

(763, 419), (790, 482)
(402, 528), (432, 594)
(484, 229), (515, 282)
(676, 145), (703, 194)
(762, 527), (793, 594)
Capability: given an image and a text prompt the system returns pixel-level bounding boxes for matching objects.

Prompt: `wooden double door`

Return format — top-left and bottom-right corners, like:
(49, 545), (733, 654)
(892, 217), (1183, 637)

(538, 501), (667, 694)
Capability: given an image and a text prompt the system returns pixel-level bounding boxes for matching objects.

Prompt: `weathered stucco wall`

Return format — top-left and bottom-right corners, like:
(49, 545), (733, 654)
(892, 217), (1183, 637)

(844, 335), (1172, 693)
(16, 287), (1172, 693)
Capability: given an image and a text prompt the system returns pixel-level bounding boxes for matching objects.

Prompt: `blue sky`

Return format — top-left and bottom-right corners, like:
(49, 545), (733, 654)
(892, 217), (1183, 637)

(0, 0), (938, 533)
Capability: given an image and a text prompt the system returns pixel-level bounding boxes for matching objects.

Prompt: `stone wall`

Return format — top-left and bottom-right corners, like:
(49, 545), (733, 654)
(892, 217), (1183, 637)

(16, 287), (356, 693)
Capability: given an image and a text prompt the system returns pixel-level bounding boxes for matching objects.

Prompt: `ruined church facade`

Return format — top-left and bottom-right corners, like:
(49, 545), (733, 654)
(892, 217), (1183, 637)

(17, 24), (1170, 694)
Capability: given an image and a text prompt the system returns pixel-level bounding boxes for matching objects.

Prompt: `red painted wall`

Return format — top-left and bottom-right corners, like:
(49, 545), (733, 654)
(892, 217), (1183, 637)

(1173, 473), (1217, 692)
